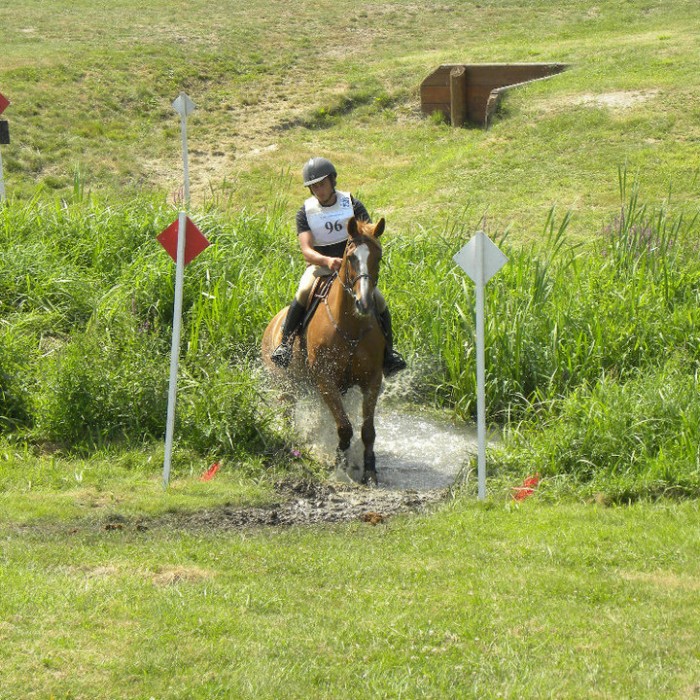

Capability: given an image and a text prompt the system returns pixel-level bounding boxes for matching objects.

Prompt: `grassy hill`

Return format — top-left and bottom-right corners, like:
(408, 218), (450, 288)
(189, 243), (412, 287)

(2, 0), (700, 237)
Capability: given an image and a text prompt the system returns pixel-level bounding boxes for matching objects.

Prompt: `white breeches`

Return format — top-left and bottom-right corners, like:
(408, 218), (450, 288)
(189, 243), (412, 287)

(294, 265), (387, 312)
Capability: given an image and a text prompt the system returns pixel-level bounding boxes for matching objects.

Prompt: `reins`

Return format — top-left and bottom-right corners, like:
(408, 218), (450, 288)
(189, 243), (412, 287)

(323, 294), (374, 351)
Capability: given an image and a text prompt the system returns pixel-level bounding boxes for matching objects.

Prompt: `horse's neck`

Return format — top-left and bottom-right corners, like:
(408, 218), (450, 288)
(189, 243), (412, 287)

(328, 264), (351, 315)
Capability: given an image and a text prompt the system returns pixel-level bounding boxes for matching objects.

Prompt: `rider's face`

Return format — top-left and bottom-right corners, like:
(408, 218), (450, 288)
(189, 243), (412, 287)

(309, 177), (336, 206)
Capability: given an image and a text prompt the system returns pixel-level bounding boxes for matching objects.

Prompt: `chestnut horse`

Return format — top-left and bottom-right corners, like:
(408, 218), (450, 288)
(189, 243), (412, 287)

(261, 217), (386, 485)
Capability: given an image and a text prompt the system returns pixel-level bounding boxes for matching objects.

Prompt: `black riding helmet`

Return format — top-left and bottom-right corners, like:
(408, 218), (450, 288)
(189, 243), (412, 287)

(302, 157), (337, 187)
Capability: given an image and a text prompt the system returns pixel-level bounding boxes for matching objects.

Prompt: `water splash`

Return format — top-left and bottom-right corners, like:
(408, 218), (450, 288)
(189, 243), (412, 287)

(292, 389), (478, 491)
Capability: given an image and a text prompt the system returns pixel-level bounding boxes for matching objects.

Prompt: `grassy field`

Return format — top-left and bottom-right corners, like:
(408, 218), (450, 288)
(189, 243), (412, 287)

(2, 0), (700, 697)
(2, 499), (700, 698)
(2, 0), (700, 235)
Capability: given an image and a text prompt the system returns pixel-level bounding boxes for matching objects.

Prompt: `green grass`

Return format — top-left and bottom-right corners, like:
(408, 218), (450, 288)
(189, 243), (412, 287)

(1, 169), (700, 497)
(0, 442), (287, 526)
(2, 1), (700, 695)
(2, 0), (700, 236)
(1, 500), (699, 698)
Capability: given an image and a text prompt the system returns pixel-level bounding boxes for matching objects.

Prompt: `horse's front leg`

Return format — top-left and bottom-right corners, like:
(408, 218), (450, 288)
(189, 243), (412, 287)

(317, 379), (356, 482)
(360, 381), (382, 486)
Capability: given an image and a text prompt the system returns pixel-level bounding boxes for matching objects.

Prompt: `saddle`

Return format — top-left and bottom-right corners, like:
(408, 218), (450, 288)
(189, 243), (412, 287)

(301, 273), (336, 331)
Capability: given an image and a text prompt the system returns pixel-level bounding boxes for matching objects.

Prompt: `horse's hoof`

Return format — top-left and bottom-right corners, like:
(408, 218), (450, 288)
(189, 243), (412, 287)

(363, 470), (378, 487)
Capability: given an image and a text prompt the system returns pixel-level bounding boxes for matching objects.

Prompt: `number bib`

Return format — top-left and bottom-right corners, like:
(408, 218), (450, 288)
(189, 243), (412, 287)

(304, 191), (354, 248)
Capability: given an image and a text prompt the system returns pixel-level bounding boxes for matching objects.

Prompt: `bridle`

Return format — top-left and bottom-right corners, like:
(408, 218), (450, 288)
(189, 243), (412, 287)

(338, 238), (379, 298)
(322, 236), (381, 350)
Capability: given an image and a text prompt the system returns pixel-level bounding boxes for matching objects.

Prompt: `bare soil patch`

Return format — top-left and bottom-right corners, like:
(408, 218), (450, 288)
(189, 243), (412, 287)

(569, 90), (660, 109)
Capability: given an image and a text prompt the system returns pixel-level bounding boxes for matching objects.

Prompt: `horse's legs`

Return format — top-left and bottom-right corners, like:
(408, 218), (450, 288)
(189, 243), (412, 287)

(316, 379), (355, 481)
(360, 381), (381, 486)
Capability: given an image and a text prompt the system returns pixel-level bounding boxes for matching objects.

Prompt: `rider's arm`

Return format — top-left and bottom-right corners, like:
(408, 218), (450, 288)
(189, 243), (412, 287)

(298, 230), (342, 271)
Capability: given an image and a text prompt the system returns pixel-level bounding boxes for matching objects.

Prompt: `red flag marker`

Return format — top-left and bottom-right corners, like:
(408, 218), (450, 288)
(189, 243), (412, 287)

(157, 216), (210, 265)
(513, 474), (540, 501)
(0, 93), (9, 116)
(200, 462), (220, 482)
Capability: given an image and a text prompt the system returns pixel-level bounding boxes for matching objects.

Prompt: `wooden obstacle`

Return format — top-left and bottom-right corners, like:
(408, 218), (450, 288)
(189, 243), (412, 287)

(420, 63), (569, 128)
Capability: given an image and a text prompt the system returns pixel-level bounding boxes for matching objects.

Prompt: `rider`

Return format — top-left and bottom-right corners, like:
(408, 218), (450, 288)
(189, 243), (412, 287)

(270, 156), (407, 378)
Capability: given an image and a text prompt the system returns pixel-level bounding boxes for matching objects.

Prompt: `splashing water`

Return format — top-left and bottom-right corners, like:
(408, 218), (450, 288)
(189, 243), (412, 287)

(292, 389), (478, 491)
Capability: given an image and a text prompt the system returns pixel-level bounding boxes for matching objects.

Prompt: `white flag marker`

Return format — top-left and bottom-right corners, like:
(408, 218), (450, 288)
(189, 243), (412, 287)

(172, 92), (196, 206)
(453, 231), (508, 500)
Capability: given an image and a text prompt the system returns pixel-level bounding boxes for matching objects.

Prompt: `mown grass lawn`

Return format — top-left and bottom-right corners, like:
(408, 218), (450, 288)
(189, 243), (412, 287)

(1, 496), (699, 699)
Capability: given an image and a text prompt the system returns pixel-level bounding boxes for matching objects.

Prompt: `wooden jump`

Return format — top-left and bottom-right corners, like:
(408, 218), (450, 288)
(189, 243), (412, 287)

(420, 63), (569, 128)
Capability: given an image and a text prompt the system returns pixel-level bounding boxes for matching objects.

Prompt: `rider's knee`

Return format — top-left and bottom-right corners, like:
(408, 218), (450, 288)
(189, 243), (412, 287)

(294, 266), (317, 307)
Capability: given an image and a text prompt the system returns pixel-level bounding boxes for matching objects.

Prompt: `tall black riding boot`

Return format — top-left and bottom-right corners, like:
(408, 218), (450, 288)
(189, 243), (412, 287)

(271, 300), (306, 368)
(378, 308), (407, 378)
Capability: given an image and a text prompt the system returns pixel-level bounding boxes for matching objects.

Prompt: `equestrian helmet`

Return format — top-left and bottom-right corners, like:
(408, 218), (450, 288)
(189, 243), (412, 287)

(302, 157), (337, 187)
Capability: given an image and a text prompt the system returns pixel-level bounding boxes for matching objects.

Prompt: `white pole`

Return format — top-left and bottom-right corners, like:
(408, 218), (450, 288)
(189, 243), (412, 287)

(180, 112), (190, 206)
(475, 232), (487, 500)
(163, 211), (187, 488)
(162, 93), (195, 488)
(453, 231), (507, 501)
(0, 147), (5, 201)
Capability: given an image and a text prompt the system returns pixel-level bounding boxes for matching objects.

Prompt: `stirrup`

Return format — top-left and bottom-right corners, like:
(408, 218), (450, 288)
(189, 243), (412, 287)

(383, 349), (406, 378)
(270, 342), (293, 369)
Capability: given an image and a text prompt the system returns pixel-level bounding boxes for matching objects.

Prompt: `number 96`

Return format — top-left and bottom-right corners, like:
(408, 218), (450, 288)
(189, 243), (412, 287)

(324, 220), (344, 233)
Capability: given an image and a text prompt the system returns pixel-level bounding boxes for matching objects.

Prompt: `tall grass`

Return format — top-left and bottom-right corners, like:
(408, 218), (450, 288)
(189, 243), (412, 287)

(493, 355), (700, 502)
(1, 177), (699, 496)
(376, 174), (700, 497)
(385, 177), (699, 419)
(0, 196), (292, 461)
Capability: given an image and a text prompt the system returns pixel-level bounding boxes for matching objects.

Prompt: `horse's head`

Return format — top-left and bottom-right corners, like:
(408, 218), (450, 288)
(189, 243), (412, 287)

(342, 217), (385, 317)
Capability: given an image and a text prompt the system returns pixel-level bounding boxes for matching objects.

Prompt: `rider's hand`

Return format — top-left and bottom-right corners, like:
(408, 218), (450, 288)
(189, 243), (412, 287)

(327, 257), (342, 271)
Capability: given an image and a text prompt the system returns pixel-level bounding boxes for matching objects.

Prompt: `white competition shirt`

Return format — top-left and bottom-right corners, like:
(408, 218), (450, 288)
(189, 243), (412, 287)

(304, 190), (354, 248)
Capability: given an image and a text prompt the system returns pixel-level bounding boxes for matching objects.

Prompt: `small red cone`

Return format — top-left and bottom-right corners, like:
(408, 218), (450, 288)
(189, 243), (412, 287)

(513, 474), (540, 501)
(200, 462), (220, 482)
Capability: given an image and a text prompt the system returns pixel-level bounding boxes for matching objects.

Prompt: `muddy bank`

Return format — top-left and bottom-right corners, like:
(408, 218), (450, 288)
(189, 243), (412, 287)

(136, 480), (450, 531)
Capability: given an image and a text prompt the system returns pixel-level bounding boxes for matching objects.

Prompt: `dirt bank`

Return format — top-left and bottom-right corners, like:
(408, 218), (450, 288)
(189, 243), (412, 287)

(109, 480), (451, 533)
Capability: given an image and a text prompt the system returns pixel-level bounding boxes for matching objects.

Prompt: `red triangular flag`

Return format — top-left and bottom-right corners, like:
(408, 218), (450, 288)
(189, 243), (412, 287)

(0, 92), (9, 116)
(513, 474), (540, 501)
(157, 216), (210, 265)
(200, 462), (220, 482)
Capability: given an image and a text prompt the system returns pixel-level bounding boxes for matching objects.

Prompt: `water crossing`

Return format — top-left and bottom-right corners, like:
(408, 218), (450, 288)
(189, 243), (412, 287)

(293, 389), (478, 491)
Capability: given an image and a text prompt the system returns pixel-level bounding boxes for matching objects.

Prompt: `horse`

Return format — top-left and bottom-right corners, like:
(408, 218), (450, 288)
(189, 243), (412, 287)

(261, 217), (387, 485)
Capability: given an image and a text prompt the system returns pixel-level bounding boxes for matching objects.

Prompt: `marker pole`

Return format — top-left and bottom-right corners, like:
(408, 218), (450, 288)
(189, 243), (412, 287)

(453, 231), (508, 501)
(162, 211), (187, 488)
(0, 147), (5, 201)
(474, 233), (487, 500)
(162, 93), (195, 488)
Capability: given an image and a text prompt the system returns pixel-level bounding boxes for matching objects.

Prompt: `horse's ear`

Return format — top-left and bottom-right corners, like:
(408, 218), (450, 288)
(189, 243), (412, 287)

(347, 217), (359, 238)
(373, 218), (385, 238)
